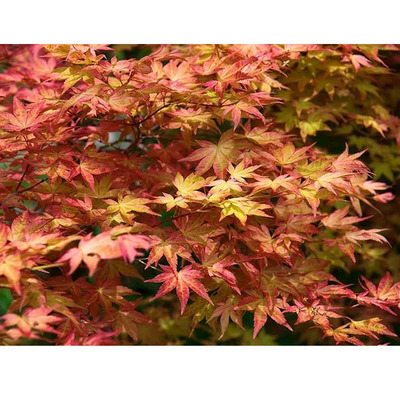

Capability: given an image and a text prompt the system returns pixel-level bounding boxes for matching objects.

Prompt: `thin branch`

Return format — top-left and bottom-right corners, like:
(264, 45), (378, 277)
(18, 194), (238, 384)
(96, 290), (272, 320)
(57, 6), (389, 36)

(0, 164), (31, 206)
(15, 164), (31, 193)
(1, 177), (48, 207)
(0, 192), (17, 207)
(18, 178), (48, 194)
(128, 103), (173, 127)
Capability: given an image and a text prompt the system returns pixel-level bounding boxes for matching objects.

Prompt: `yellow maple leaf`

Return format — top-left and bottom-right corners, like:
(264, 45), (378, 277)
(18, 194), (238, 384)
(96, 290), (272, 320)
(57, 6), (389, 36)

(105, 194), (158, 223)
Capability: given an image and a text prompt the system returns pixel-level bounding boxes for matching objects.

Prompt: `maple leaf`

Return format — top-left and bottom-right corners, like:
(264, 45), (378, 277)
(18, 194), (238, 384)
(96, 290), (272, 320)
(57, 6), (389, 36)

(65, 195), (94, 211)
(331, 144), (369, 174)
(33, 147), (78, 183)
(218, 197), (272, 225)
(162, 60), (197, 91)
(180, 131), (241, 178)
(12, 231), (61, 252)
(64, 330), (116, 346)
(240, 295), (292, 338)
(222, 101), (266, 130)
(299, 118), (331, 141)
(53, 65), (93, 90)
(0, 222), (10, 247)
(208, 178), (243, 201)
(325, 317), (396, 345)
(146, 265), (213, 314)
(273, 143), (312, 166)
(374, 272), (400, 302)
(156, 193), (189, 211)
(146, 233), (193, 270)
(324, 325), (365, 346)
(314, 172), (352, 195)
(355, 115), (388, 137)
(57, 232), (122, 276)
(76, 157), (115, 191)
(313, 282), (354, 299)
(117, 234), (153, 263)
(174, 214), (225, 245)
(105, 194), (158, 223)
(0, 97), (48, 132)
(114, 306), (152, 341)
(286, 299), (343, 330)
(252, 174), (300, 195)
(227, 161), (259, 183)
(166, 108), (219, 137)
(1, 306), (62, 340)
(85, 279), (137, 315)
(108, 88), (134, 113)
(357, 272), (400, 314)
(208, 296), (244, 339)
(347, 318), (396, 340)
(345, 54), (373, 72)
(57, 231), (152, 276)
(173, 172), (209, 199)
(298, 185), (321, 216)
(194, 242), (241, 293)
(244, 126), (287, 146)
(345, 229), (389, 246)
(296, 159), (331, 179)
(0, 254), (31, 294)
(322, 206), (369, 230)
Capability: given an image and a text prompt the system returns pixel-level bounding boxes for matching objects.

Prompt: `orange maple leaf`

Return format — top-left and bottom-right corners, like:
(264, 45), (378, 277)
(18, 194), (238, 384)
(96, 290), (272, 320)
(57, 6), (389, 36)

(180, 131), (241, 178)
(146, 265), (213, 314)
(0, 97), (48, 131)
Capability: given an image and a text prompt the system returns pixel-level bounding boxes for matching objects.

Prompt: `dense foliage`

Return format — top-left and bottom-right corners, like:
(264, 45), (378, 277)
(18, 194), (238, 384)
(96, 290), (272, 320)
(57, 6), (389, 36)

(0, 44), (399, 345)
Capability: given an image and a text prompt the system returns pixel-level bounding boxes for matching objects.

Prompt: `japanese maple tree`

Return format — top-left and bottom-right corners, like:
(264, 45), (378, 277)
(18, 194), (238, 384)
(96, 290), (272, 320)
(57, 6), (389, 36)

(0, 44), (399, 345)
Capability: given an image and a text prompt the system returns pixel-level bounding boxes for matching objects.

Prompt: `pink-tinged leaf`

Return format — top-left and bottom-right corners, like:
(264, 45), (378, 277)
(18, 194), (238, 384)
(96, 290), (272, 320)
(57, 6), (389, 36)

(231, 106), (241, 130)
(345, 229), (390, 246)
(349, 55), (373, 72)
(253, 305), (268, 338)
(0, 223), (10, 247)
(146, 265), (213, 314)
(0, 97), (48, 131)
(58, 231), (124, 276)
(117, 234), (152, 263)
(180, 131), (240, 178)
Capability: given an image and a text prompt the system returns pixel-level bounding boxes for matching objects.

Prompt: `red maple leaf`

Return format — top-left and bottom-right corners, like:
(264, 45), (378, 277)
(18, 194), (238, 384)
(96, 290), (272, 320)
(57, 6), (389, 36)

(146, 265), (213, 314)
(0, 97), (48, 131)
